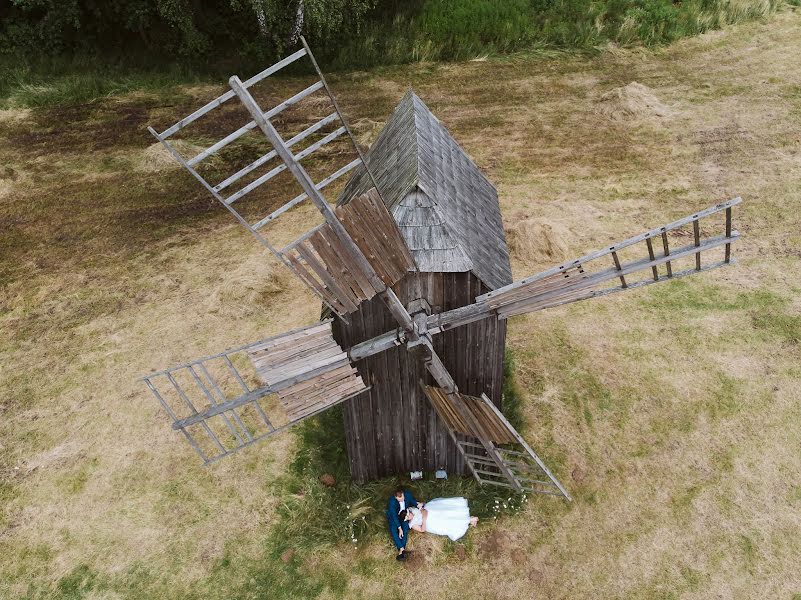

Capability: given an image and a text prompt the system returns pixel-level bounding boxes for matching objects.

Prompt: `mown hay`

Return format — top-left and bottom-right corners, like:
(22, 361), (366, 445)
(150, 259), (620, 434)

(138, 140), (205, 172)
(506, 217), (571, 264)
(597, 82), (671, 121)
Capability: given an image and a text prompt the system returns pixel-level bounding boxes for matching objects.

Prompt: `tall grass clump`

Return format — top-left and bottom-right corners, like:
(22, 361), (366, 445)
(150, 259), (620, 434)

(0, 57), (206, 108)
(334, 0), (783, 67)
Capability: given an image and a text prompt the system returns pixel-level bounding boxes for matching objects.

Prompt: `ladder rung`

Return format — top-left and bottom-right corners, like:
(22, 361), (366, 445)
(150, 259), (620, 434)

(254, 158), (360, 231)
(160, 48), (308, 139)
(477, 478), (517, 490)
(187, 80), (324, 166)
(293, 126), (346, 161)
(280, 223), (326, 254)
(225, 163), (287, 204)
(214, 112), (339, 192)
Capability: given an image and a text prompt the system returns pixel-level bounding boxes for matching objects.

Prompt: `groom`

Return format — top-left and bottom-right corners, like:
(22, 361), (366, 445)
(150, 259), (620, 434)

(386, 487), (424, 561)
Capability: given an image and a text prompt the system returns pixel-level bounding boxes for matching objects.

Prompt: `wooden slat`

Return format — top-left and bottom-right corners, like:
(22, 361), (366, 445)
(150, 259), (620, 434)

(308, 230), (370, 303)
(422, 386), (518, 444)
(338, 198), (396, 283)
(611, 250), (627, 288)
(317, 227), (375, 300)
(359, 190), (415, 279)
(295, 242), (361, 311)
(286, 253), (346, 314)
(725, 207), (732, 263)
(347, 194), (403, 280)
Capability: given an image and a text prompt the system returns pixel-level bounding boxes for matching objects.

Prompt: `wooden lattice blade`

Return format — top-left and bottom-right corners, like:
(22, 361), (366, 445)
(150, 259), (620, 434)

(476, 198), (741, 319)
(247, 321), (368, 421)
(143, 321), (366, 464)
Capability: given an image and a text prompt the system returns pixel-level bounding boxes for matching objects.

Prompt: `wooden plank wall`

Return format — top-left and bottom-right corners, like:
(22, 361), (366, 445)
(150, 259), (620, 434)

(332, 271), (507, 483)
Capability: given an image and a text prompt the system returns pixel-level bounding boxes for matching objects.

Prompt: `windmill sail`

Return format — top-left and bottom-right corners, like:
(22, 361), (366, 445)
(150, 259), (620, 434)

(148, 40), (414, 319)
(143, 321), (367, 463)
(477, 198), (740, 318)
(421, 198), (741, 336)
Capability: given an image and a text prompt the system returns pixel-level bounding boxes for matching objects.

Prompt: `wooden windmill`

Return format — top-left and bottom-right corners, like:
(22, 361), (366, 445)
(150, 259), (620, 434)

(144, 40), (741, 500)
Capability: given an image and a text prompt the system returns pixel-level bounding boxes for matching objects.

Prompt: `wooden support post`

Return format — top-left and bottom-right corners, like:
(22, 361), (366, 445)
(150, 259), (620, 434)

(693, 220), (701, 271)
(645, 237), (659, 281)
(661, 231), (673, 277)
(724, 206), (732, 263)
(611, 250), (627, 288)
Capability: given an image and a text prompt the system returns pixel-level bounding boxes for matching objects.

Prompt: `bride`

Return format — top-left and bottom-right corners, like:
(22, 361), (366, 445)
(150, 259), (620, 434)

(400, 497), (479, 541)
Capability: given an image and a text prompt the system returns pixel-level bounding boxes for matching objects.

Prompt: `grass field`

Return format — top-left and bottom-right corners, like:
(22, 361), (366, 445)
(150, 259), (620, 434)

(2, 9), (801, 600)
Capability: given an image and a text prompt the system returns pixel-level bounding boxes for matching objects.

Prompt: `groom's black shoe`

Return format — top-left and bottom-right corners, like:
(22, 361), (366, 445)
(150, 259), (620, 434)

(396, 551), (407, 561)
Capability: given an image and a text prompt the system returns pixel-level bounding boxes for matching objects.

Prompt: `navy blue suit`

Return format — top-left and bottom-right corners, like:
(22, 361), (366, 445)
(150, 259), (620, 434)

(387, 490), (418, 551)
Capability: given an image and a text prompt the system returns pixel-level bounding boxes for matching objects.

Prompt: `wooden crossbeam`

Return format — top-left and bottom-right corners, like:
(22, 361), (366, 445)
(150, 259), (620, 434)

(488, 232), (739, 317)
(725, 206), (732, 263)
(159, 48), (308, 139)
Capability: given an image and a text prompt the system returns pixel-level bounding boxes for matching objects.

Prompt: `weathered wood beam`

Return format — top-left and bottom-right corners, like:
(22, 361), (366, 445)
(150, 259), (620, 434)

(159, 48), (307, 139)
(478, 197), (741, 303)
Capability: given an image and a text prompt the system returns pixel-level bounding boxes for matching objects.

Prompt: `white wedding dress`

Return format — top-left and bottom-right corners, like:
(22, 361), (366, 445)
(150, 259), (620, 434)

(409, 497), (471, 541)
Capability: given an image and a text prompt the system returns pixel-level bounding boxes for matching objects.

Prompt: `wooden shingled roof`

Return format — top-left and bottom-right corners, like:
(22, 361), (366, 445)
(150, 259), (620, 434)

(338, 91), (512, 291)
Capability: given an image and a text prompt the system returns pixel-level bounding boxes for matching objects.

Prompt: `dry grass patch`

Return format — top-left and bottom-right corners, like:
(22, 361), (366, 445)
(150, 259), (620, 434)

(2, 10), (801, 600)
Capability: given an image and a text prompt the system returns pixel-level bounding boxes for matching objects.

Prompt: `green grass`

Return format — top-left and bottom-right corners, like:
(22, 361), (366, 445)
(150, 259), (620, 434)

(0, 58), (204, 109)
(0, 0), (785, 108)
(333, 0), (784, 67)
